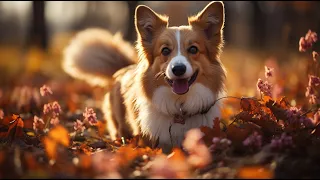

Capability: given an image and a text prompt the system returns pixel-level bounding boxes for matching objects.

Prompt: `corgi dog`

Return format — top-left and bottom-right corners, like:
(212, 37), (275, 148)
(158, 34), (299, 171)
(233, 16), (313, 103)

(63, 1), (226, 153)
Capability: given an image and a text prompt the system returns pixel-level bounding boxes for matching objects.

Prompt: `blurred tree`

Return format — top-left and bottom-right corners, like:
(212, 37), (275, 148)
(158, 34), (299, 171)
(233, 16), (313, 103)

(25, 1), (48, 51)
(124, 1), (138, 43)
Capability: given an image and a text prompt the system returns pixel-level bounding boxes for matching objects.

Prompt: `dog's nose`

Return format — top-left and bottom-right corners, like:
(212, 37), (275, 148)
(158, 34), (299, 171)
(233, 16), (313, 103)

(171, 63), (186, 76)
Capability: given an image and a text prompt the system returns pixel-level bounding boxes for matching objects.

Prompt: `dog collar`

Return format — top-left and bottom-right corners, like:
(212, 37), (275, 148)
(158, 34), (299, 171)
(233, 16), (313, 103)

(173, 103), (213, 124)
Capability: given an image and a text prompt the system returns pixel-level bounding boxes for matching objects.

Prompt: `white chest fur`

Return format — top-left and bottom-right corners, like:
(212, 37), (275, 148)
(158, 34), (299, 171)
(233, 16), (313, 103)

(136, 83), (223, 151)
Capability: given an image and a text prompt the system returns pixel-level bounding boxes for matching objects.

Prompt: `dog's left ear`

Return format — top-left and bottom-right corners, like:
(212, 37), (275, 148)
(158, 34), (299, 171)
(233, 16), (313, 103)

(188, 1), (225, 39)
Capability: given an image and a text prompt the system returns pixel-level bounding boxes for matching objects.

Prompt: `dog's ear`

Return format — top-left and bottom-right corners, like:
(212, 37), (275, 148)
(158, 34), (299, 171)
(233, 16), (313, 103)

(135, 5), (168, 45)
(188, 1), (225, 39)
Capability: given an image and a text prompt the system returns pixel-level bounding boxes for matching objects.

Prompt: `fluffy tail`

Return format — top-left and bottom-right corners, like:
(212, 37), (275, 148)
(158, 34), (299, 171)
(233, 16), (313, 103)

(62, 28), (138, 87)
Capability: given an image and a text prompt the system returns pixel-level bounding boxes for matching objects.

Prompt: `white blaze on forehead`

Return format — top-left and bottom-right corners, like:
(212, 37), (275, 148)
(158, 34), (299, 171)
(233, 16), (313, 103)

(165, 29), (193, 80)
(176, 30), (181, 55)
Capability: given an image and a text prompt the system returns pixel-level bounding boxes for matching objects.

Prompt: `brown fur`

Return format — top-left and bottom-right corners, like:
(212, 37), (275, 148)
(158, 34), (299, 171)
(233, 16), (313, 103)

(62, 1), (226, 148)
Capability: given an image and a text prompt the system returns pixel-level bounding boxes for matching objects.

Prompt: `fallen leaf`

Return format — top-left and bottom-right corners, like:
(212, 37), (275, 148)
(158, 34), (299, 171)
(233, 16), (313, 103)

(96, 120), (106, 137)
(47, 125), (70, 147)
(43, 125), (70, 160)
(200, 118), (227, 146)
(240, 98), (261, 114)
(167, 148), (187, 162)
(79, 154), (92, 169)
(43, 137), (57, 160)
(237, 166), (273, 179)
(0, 114), (24, 143)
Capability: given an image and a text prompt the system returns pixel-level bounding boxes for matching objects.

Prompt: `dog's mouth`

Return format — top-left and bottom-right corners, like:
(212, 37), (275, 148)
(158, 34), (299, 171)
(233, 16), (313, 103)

(165, 69), (199, 95)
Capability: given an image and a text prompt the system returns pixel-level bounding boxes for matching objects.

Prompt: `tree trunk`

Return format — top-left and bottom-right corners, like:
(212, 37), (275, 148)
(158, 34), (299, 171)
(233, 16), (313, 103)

(124, 1), (138, 43)
(26, 1), (48, 51)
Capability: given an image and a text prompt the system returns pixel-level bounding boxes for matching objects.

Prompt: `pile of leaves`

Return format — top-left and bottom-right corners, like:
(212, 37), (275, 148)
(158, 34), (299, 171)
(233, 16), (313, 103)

(0, 30), (319, 179)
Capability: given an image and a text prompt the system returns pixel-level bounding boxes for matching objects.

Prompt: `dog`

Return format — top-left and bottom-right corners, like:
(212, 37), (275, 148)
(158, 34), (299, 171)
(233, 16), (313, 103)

(62, 1), (227, 153)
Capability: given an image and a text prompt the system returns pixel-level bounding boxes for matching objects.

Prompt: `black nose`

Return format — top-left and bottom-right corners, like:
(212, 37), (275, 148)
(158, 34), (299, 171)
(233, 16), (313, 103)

(172, 63), (186, 76)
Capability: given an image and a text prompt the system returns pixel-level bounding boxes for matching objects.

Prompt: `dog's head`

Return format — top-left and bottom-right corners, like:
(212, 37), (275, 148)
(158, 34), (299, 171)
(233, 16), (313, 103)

(135, 1), (226, 102)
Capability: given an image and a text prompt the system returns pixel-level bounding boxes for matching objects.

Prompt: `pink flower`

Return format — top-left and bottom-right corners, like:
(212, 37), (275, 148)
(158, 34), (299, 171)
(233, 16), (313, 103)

(308, 75), (320, 87)
(270, 133), (294, 151)
(0, 109), (3, 119)
(285, 107), (301, 124)
(183, 128), (212, 168)
(305, 86), (315, 97)
(51, 101), (62, 117)
(40, 85), (53, 97)
(50, 117), (60, 126)
(43, 103), (52, 115)
(83, 107), (97, 125)
(299, 116), (314, 128)
(43, 101), (62, 117)
(33, 115), (45, 132)
(209, 137), (232, 153)
(256, 78), (272, 97)
(309, 95), (319, 105)
(74, 119), (86, 133)
(299, 30), (318, 52)
(243, 131), (262, 149)
(285, 107), (314, 127)
(264, 66), (274, 78)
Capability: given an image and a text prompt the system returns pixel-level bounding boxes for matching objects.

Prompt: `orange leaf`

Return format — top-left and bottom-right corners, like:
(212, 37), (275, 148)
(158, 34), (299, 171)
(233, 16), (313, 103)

(80, 144), (93, 155)
(237, 166), (273, 179)
(276, 96), (290, 109)
(167, 148), (187, 162)
(221, 107), (234, 120)
(43, 125), (70, 160)
(67, 98), (77, 113)
(47, 125), (70, 147)
(240, 98), (261, 114)
(0, 114), (24, 141)
(96, 120), (106, 137)
(262, 95), (273, 103)
(79, 154), (92, 169)
(43, 137), (57, 160)
(115, 146), (140, 167)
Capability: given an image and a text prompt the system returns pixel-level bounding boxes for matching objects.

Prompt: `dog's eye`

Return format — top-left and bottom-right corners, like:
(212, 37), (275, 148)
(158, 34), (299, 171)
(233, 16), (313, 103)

(161, 47), (171, 56)
(188, 46), (198, 54)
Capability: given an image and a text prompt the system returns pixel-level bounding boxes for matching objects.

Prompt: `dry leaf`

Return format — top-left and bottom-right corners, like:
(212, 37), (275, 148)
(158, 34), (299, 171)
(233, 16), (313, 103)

(79, 154), (92, 169)
(240, 98), (261, 114)
(43, 137), (57, 160)
(200, 118), (227, 146)
(237, 166), (273, 179)
(47, 125), (70, 147)
(96, 120), (106, 137)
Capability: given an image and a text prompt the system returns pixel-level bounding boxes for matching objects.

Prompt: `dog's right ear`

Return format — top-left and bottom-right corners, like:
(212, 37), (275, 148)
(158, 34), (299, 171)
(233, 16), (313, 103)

(135, 5), (168, 45)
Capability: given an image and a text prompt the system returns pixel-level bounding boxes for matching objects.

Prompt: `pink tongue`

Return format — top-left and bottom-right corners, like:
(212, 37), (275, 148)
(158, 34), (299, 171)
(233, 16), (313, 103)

(172, 79), (189, 94)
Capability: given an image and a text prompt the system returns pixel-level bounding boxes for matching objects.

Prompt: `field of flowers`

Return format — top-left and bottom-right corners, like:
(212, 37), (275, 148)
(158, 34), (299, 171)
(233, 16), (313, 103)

(0, 30), (319, 179)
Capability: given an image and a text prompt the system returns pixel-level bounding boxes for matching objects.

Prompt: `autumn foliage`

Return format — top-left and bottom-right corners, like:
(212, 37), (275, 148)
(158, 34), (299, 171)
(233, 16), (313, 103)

(0, 30), (319, 179)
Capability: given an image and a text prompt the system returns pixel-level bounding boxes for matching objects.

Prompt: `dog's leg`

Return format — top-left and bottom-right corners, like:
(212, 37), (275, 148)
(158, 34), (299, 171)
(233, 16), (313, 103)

(102, 92), (119, 140)
(110, 82), (133, 139)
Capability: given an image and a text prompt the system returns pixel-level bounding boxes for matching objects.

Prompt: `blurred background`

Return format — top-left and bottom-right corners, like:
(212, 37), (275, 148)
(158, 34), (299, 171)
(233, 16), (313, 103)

(0, 1), (319, 114)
